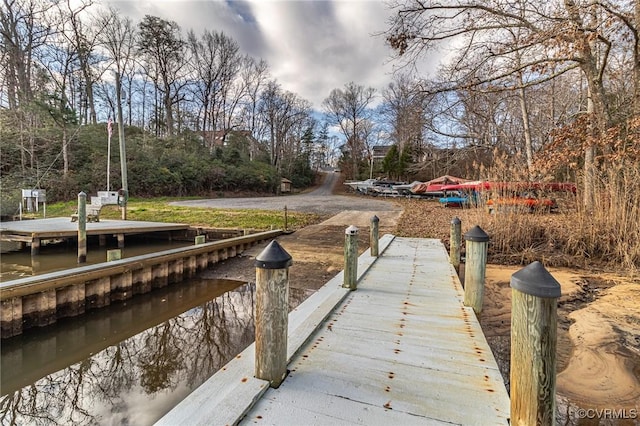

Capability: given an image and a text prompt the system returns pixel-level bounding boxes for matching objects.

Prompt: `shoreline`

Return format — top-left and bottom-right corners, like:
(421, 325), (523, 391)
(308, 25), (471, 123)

(481, 265), (640, 425)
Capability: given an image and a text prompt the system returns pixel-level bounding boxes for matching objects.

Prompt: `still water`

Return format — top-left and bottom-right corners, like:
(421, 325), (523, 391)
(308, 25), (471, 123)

(0, 242), (312, 425)
(1, 237), (193, 282)
(1, 277), (256, 425)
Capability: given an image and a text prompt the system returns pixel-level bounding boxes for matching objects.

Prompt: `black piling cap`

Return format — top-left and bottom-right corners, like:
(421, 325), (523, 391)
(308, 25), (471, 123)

(464, 225), (489, 242)
(371, 215), (379, 223)
(510, 261), (561, 298)
(255, 240), (292, 269)
(451, 216), (461, 225)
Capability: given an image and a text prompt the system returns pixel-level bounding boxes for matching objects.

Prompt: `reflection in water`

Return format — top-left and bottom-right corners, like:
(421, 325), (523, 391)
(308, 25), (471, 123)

(0, 237), (193, 281)
(0, 279), (256, 425)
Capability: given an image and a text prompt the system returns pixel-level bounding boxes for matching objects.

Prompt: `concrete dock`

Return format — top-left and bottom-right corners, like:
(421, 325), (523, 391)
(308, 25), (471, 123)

(158, 236), (510, 425)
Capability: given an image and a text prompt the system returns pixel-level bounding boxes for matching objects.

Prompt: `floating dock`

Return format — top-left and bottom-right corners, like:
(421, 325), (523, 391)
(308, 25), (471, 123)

(159, 236), (510, 425)
(0, 218), (190, 255)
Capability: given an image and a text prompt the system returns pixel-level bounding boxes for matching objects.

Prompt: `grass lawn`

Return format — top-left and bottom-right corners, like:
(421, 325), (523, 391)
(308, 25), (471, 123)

(39, 197), (325, 230)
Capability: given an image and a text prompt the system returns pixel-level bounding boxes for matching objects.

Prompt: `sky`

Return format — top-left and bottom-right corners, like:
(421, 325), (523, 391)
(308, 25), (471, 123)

(106, 0), (439, 110)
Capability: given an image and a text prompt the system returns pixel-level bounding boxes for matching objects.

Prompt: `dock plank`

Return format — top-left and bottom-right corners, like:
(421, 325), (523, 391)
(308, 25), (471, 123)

(240, 237), (510, 425)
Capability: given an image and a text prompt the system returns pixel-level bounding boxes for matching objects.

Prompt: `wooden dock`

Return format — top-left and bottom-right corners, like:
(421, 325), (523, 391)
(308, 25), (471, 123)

(158, 236), (510, 425)
(0, 218), (190, 254)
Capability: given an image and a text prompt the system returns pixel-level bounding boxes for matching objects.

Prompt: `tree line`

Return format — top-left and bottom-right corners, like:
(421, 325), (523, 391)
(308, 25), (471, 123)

(1, 0), (639, 216)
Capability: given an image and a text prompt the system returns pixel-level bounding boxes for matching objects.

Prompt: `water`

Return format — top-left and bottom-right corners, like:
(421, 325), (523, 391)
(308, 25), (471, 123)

(0, 237), (193, 281)
(0, 277), (256, 425)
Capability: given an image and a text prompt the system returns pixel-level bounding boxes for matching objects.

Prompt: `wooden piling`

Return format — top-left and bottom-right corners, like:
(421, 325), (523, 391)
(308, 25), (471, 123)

(449, 217), (461, 271)
(370, 215), (379, 257)
(30, 236), (40, 256)
(77, 192), (87, 263)
(463, 225), (489, 315)
(510, 261), (560, 426)
(254, 240), (292, 388)
(107, 249), (121, 262)
(343, 225), (359, 290)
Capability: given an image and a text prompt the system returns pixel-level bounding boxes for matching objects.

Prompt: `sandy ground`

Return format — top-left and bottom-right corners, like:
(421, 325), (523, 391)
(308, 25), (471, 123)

(198, 175), (640, 425)
(482, 266), (640, 425)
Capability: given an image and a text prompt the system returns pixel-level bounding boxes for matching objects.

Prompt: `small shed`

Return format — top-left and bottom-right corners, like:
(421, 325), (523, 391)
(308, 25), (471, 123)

(280, 178), (292, 193)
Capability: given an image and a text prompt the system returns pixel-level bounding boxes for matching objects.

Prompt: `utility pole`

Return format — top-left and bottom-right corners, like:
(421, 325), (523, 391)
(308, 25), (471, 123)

(115, 71), (129, 219)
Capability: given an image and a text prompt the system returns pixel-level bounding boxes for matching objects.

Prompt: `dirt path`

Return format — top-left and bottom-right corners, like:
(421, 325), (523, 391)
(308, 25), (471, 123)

(199, 173), (402, 305)
(171, 172), (402, 216)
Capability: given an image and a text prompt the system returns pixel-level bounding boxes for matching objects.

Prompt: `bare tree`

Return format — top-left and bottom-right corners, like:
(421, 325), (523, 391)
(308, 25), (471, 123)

(257, 81), (312, 175)
(137, 15), (185, 137)
(239, 57), (269, 135)
(186, 29), (242, 149)
(322, 82), (376, 179)
(0, 0), (54, 107)
(381, 73), (427, 159)
(1, 0), (57, 176)
(386, 0), (639, 205)
(57, 0), (101, 125)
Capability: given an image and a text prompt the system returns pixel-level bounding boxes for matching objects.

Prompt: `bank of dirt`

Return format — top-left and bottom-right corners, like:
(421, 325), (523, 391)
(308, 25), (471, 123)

(201, 178), (639, 425)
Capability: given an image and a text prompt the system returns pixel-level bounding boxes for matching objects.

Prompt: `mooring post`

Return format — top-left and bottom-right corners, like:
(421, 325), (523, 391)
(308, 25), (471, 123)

(370, 215), (379, 257)
(463, 225), (489, 315)
(449, 217), (461, 271)
(343, 225), (359, 290)
(284, 205), (288, 231)
(510, 261), (560, 425)
(77, 191), (87, 264)
(254, 240), (292, 388)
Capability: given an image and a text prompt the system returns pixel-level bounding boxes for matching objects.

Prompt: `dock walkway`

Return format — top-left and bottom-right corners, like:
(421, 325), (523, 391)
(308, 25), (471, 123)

(158, 236), (510, 425)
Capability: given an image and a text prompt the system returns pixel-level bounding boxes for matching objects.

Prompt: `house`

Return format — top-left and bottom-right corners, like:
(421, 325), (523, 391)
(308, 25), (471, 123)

(198, 130), (258, 150)
(371, 145), (393, 162)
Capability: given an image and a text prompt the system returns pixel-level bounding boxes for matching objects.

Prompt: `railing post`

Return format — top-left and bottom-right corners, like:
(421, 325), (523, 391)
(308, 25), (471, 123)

(463, 225), (489, 315)
(449, 217), (461, 271)
(370, 215), (379, 257)
(254, 240), (292, 388)
(343, 225), (359, 290)
(77, 191), (87, 264)
(510, 261), (560, 426)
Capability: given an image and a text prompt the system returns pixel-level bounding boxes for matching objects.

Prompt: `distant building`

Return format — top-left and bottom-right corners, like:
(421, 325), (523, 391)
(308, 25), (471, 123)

(198, 130), (258, 149)
(371, 145), (393, 162)
(280, 178), (292, 193)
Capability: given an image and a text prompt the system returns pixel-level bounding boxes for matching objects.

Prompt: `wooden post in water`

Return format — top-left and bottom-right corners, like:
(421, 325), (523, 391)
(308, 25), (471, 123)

(343, 225), (359, 290)
(449, 217), (461, 271)
(77, 192), (87, 264)
(463, 225), (489, 315)
(370, 215), (379, 257)
(254, 240), (292, 388)
(510, 261), (560, 426)
(107, 249), (121, 261)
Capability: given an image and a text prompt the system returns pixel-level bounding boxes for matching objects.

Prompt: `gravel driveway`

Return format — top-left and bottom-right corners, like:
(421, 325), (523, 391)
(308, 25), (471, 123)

(170, 172), (402, 216)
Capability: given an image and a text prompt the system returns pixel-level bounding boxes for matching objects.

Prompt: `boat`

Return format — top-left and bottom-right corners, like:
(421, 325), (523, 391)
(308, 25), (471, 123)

(344, 179), (378, 194)
(437, 181), (576, 211)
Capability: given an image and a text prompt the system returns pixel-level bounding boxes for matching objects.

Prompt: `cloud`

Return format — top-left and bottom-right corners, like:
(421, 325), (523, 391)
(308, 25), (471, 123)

(104, 0), (425, 110)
